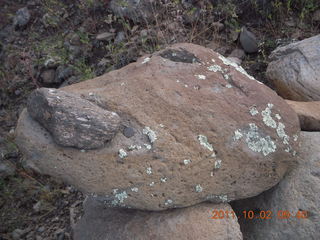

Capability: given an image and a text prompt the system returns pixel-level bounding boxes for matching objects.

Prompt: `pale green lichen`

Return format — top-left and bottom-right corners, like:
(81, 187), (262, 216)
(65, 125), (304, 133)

(195, 74), (206, 80)
(183, 159), (192, 165)
(146, 167), (152, 175)
(245, 123), (277, 156)
(214, 159), (222, 169)
(224, 74), (230, 80)
(149, 182), (155, 186)
(160, 177), (167, 183)
(233, 129), (243, 141)
(275, 114), (281, 120)
(131, 187), (138, 192)
(128, 145), (142, 151)
(144, 144), (152, 150)
(112, 190), (128, 206)
(277, 122), (290, 145)
(165, 199), (173, 206)
(249, 106), (259, 116)
(195, 184), (203, 193)
(261, 104), (277, 129)
(142, 57), (150, 64)
(197, 135), (214, 151)
(118, 149), (127, 158)
(207, 65), (223, 72)
(225, 84), (232, 88)
(143, 127), (157, 143)
(293, 135), (298, 142)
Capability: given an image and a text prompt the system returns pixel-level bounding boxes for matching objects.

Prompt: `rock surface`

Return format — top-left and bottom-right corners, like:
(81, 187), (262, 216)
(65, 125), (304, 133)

(13, 7), (31, 30)
(266, 34), (320, 101)
(26, 88), (121, 149)
(16, 43), (300, 210)
(286, 100), (320, 131)
(239, 27), (258, 54)
(232, 131), (320, 239)
(74, 197), (243, 240)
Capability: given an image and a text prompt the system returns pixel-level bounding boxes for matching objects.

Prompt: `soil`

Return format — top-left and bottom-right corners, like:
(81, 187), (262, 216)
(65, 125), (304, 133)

(0, 0), (319, 239)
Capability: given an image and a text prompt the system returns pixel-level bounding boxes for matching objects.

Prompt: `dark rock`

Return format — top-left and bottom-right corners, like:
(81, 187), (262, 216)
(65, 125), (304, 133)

(59, 76), (81, 88)
(0, 160), (16, 178)
(239, 27), (259, 53)
(13, 7), (31, 30)
(123, 127), (135, 138)
(26, 88), (121, 149)
(159, 48), (201, 63)
(55, 66), (74, 84)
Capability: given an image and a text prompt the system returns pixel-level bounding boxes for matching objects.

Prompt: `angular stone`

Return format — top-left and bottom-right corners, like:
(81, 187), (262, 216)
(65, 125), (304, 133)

(240, 27), (258, 54)
(74, 197), (243, 240)
(26, 88), (121, 149)
(232, 131), (320, 239)
(16, 43), (300, 210)
(266, 35), (320, 101)
(286, 100), (320, 131)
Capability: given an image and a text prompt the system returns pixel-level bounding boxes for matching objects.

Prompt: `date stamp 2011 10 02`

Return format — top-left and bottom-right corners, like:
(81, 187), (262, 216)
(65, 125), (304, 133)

(210, 209), (308, 220)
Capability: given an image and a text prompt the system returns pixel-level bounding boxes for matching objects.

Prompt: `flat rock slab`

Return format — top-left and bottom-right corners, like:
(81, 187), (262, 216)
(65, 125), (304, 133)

(16, 43), (300, 210)
(232, 131), (320, 239)
(286, 100), (320, 131)
(74, 198), (243, 240)
(27, 88), (121, 150)
(266, 34), (320, 101)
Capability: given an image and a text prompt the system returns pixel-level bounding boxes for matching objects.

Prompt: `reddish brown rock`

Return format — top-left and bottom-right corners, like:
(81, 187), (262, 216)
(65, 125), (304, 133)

(15, 43), (300, 210)
(74, 198), (243, 240)
(286, 100), (320, 131)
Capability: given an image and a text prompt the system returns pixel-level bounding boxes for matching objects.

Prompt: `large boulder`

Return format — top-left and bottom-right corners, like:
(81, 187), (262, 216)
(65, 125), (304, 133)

(74, 197), (243, 240)
(266, 35), (320, 101)
(15, 43), (300, 210)
(286, 100), (320, 131)
(232, 131), (320, 239)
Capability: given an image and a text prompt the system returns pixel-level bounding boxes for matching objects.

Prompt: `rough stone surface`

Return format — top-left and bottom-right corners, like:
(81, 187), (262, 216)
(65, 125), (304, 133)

(266, 34), (320, 101)
(109, 0), (154, 23)
(13, 7), (31, 30)
(16, 43), (300, 210)
(286, 100), (320, 131)
(0, 160), (16, 178)
(232, 131), (320, 239)
(26, 88), (121, 149)
(74, 197), (243, 240)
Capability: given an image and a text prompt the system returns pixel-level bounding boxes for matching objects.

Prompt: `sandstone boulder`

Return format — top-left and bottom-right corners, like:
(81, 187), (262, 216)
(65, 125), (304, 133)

(16, 43), (300, 210)
(266, 34), (320, 101)
(27, 88), (121, 150)
(286, 100), (320, 131)
(232, 131), (320, 239)
(74, 197), (243, 240)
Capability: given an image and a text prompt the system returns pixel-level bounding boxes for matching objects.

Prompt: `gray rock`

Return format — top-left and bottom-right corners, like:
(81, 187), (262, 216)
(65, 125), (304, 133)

(229, 49), (245, 60)
(115, 31), (126, 44)
(123, 127), (135, 138)
(55, 66), (74, 83)
(96, 32), (115, 41)
(232, 131), (320, 239)
(266, 34), (320, 101)
(109, 0), (154, 23)
(74, 197), (243, 240)
(239, 27), (259, 53)
(13, 7), (31, 30)
(26, 88), (121, 149)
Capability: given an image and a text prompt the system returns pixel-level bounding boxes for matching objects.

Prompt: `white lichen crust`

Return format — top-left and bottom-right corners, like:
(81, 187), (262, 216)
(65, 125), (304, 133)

(195, 184), (203, 193)
(197, 135), (214, 151)
(118, 149), (127, 158)
(143, 127), (157, 143)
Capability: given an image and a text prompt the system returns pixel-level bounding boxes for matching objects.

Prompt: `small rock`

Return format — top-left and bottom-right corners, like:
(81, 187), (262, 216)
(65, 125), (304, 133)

(123, 127), (135, 138)
(13, 7), (31, 30)
(40, 69), (56, 85)
(96, 32), (115, 41)
(33, 201), (42, 212)
(240, 27), (259, 53)
(229, 49), (245, 60)
(286, 100), (320, 131)
(55, 66), (74, 84)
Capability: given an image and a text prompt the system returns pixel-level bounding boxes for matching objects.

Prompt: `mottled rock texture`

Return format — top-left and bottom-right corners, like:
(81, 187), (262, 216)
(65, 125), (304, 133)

(266, 35), (320, 101)
(16, 43), (300, 210)
(27, 88), (121, 149)
(286, 100), (320, 131)
(232, 131), (320, 239)
(74, 197), (243, 240)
